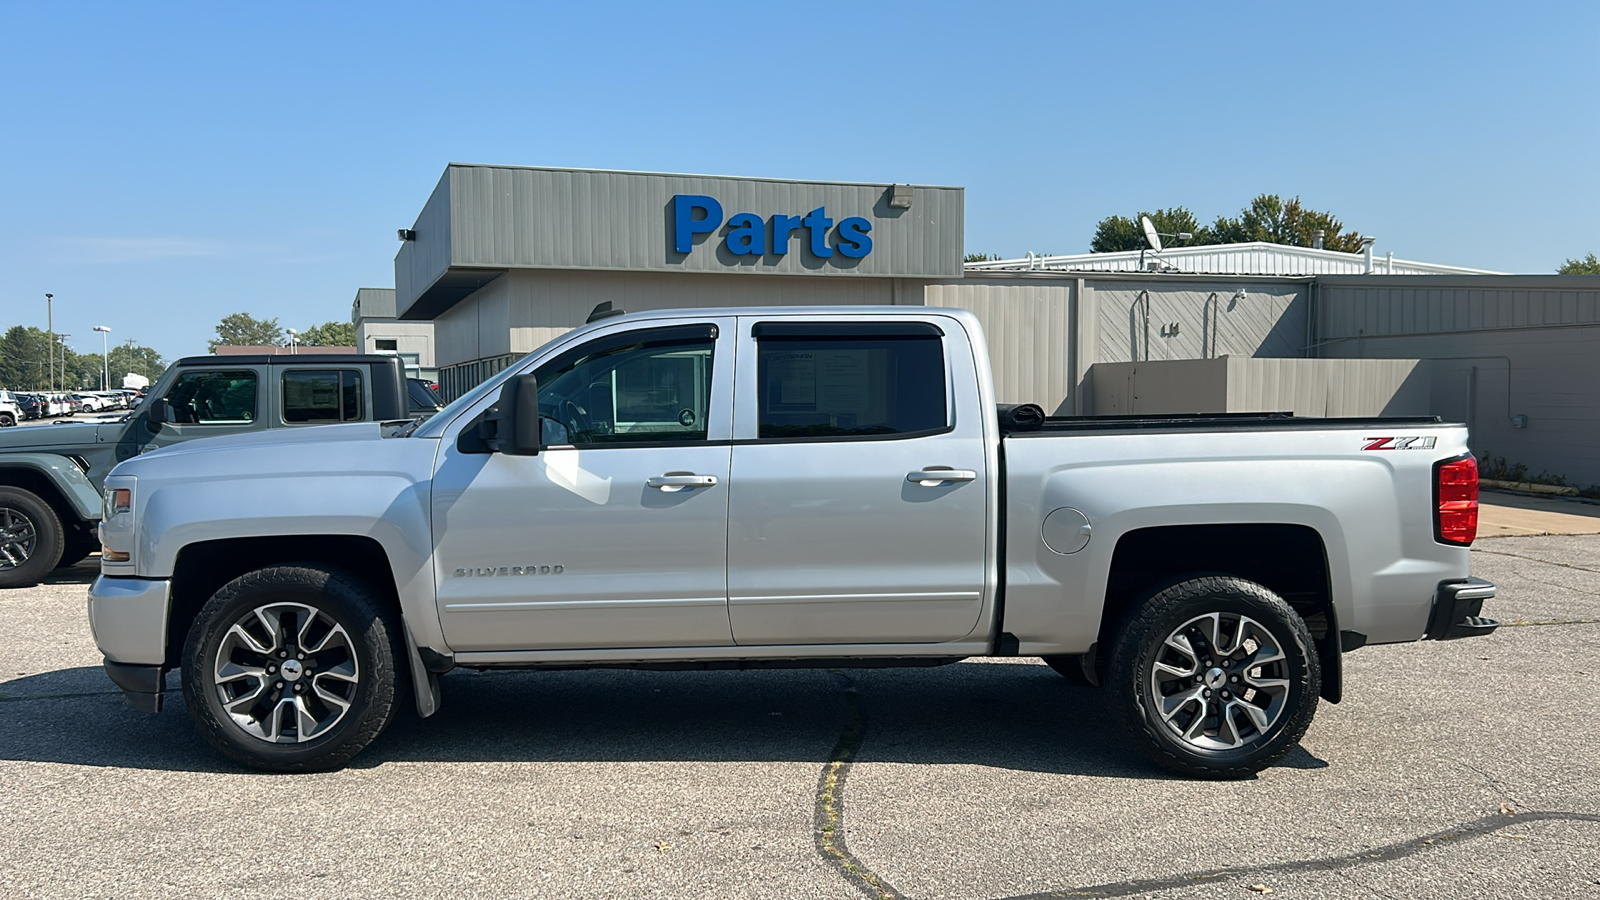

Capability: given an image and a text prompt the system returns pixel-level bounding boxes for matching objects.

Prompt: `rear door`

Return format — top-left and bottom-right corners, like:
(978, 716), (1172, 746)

(725, 316), (991, 645)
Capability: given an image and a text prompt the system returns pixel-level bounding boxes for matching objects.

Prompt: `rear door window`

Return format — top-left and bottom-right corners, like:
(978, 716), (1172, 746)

(283, 369), (365, 423)
(752, 325), (947, 440)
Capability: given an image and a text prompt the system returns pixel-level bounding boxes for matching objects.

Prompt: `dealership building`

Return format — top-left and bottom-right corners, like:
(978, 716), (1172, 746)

(367, 163), (1600, 487)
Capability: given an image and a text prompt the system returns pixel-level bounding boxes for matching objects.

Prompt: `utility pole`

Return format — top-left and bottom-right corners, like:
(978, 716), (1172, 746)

(124, 337), (137, 381)
(45, 293), (54, 391)
(58, 335), (71, 390)
(94, 326), (112, 390)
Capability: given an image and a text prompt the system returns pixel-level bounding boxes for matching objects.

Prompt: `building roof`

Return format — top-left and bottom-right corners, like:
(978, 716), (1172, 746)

(963, 241), (1502, 277)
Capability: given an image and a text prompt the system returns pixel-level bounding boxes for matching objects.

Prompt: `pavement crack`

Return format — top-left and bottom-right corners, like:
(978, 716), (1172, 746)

(814, 671), (904, 900)
(1472, 547), (1600, 575)
(994, 810), (1600, 899)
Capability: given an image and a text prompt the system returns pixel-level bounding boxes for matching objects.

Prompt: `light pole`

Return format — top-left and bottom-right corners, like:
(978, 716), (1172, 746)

(94, 326), (112, 390)
(45, 293), (53, 391)
(286, 329), (299, 355)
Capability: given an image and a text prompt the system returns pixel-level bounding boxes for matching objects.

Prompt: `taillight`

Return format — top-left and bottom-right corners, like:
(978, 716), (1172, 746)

(1436, 455), (1479, 545)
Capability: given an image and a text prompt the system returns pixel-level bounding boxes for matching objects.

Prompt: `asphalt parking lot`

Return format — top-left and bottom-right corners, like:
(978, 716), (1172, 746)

(1, 535), (1596, 899)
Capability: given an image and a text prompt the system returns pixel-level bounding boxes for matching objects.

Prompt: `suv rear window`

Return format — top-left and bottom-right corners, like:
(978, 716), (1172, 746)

(283, 370), (364, 423)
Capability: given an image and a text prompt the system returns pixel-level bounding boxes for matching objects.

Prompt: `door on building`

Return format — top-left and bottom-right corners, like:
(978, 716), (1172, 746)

(432, 318), (737, 652)
(725, 318), (991, 646)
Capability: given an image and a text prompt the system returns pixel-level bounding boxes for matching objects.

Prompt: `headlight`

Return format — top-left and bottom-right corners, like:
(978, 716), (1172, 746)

(104, 488), (131, 518)
(100, 479), (136, 565)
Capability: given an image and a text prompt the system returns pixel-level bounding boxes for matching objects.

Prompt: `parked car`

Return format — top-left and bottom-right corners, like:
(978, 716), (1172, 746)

(407, 377), (445, 420)
(86, 306), (1497, 777)
(0, 391), (19, 428)
(0, 353), (412, 587)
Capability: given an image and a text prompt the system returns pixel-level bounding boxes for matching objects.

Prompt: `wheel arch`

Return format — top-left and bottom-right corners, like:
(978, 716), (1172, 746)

(1100, 523), (1343, 703)
(166, 535), (402, 669)
(0, 458), (98, 526)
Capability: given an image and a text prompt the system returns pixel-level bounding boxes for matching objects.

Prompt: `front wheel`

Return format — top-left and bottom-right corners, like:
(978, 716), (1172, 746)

(0, 487), (64, 588)
(1108, 576), (1320, 779)
(181, 564), (403, 772)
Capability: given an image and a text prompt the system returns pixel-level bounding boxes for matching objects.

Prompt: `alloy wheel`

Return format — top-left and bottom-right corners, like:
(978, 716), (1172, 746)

(212, 602), (360, 742)
(0, 507), (37, 570)
(1148, 612), (1291, 751)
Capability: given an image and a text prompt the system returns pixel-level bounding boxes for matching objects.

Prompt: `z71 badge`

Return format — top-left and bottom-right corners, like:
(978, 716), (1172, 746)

(1361, 436), (1437, 451)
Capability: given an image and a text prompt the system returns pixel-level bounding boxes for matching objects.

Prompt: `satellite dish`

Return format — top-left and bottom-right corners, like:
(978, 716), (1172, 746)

(1141, 215), (1163, 253)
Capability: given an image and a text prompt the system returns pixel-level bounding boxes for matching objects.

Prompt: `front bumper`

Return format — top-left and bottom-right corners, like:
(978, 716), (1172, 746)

(1426, 577), (1499, 640)
(87, 575), (171, 712)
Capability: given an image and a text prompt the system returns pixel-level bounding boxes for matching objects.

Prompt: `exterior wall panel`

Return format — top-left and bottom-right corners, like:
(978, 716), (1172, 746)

(924, 280), (1074, 412)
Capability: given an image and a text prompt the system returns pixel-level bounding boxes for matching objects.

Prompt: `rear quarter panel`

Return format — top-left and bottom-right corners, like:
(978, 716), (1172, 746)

(1002, 424), (1471, 654)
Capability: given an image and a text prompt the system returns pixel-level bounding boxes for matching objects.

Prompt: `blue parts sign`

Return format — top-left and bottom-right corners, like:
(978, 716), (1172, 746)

(672, 194), (873, 260)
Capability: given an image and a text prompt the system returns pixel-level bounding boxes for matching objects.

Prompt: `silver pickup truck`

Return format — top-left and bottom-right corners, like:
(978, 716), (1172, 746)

(87, 307), (1497, 778)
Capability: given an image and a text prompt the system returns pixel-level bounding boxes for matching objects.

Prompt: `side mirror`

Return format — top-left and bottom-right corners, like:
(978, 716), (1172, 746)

(148, 398), (170, 428)
(482, 374), (540, 455)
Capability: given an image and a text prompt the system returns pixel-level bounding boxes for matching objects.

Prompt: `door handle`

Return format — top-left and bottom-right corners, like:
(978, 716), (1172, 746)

(906, 468), (978, 486)
(647, 473), (719, 491)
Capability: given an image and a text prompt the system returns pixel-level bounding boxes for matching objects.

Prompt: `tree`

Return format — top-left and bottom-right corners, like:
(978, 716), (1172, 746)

(297, 320), (357, 347)
(209, 312), (284, 352)
(1088, 196), (1365, 253)
(965, 253), (1001, 263)
(1210, 194), (1365, 252)
(0, 326), (51, 390)
(1558, 253), (1600, 274)
(106, 343), (168, 385)
(1091, 207), (1211, 253)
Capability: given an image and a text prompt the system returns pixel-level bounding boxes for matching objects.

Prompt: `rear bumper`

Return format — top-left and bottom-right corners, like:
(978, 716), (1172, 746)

(87, 575), (171, 711)
(1426, 577), (1499, 640)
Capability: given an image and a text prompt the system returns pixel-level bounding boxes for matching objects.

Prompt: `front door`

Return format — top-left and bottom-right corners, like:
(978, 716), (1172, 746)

(433, 319), (736, 652)
(726, 318), (990, 646)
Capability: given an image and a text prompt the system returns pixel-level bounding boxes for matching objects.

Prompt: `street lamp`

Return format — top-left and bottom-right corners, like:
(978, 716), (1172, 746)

(93, 326), (112, 390)
(286, 329), (299, 355)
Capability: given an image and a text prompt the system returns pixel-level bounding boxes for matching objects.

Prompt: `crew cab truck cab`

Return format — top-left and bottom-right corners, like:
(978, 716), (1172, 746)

(87, 308), (1498, 777)
(0, 354), (408, 588)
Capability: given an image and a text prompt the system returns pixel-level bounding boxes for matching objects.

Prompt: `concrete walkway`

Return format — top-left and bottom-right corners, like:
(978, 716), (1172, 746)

(1478, 489), (1600, 537)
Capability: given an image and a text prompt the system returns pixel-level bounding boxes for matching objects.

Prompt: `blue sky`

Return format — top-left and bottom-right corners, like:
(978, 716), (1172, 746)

(2, 1), (1596, 363)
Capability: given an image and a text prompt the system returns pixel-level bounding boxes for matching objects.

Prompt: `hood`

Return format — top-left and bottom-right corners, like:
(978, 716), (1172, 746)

(133, 421), (395, 462)
(0, 420), (123, 452)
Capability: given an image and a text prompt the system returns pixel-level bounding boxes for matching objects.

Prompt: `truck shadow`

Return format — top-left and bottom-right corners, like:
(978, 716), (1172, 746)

(0, 661), (1326, 778)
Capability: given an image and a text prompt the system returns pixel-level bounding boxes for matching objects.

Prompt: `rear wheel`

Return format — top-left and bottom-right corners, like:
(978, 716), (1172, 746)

(1108, 576), (1319, 779)
(0, 487), (64, 588)
(181, 564), (403, 772)
(0, 412), (15, 427)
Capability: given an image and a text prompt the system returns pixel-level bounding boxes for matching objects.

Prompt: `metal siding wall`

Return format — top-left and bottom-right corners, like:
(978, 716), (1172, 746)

(394, 173), (452, 311)
(1317, 276), (1600, 339)
(1089, 358), (1429, 418)
(1090, 281), (1307, 365)
(444, 165), (962, 279)
(1320, 325), (1600, 486)
(432, 296), (481, 369)
(923, 281), (1074, 412)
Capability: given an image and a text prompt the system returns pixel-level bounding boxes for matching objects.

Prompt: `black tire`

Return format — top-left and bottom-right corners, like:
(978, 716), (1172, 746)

(0, 412), (15, 427)
(0, 487), (64, 589)
(181, 564), (403, 772)
(1040, 654), (1095, 686)
(1108, 576), (1319, 779)
(55, 528), (98, 568)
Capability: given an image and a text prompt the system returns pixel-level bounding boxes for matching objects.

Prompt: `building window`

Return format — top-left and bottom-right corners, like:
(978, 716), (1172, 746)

(375, 339), (398, 351)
